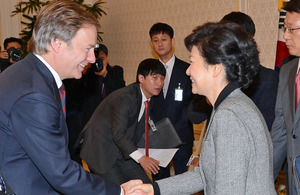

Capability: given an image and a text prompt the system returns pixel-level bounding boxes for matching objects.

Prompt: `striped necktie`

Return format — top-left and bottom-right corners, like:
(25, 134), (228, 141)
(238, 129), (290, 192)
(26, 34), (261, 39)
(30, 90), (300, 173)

(0, 175), (7, 193)
(59, 84), (66, 119)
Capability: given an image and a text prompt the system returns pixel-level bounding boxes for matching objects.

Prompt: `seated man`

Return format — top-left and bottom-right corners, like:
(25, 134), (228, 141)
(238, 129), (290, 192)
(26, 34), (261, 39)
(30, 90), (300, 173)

(79, 58), (166, 185)
(0, 37), (23, 72)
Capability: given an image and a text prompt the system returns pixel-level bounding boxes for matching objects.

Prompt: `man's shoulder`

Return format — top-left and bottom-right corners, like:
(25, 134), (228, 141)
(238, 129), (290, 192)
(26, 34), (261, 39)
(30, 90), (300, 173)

(174, 56), (189, 67)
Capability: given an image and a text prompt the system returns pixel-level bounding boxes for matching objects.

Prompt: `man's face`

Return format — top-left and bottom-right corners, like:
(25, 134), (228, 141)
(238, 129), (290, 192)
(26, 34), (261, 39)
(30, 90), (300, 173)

(284, 12), (300, 57)
(151, 33), (174, 59)
(98, 51), (109, 69)
(6, 42), (22, 64)
(58, 25), (97, 80)
(139, 73), (165, 99)
(6, 42), (22, 51)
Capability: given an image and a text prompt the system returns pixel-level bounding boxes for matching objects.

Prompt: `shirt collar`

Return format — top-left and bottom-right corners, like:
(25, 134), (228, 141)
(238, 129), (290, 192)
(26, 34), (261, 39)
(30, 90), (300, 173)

(159, 54), (175, 69)
(139, 86), (151, 103)
(34, 53), (63, 88)
(214, 82), (239, 110)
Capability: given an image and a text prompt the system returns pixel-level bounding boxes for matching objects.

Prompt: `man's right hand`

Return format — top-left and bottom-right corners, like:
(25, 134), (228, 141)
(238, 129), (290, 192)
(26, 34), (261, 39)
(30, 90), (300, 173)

(138, 156), (160, 175)
(0, 50), (8, 59)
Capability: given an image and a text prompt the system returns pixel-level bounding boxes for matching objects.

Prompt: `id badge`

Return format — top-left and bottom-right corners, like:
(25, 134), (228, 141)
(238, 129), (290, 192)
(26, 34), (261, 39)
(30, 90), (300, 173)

(175, 88), (183, 101)
(148, 117), (157, 132)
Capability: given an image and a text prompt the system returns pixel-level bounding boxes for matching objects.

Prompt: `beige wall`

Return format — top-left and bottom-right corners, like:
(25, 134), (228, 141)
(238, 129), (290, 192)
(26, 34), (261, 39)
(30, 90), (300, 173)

(100, 0), (278, 84)
(0, 0), (279, 84)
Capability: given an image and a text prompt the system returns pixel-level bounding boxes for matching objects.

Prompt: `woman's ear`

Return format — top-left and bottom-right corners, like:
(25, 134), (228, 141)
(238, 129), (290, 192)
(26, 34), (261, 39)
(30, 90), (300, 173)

(212, 64), (223, 77)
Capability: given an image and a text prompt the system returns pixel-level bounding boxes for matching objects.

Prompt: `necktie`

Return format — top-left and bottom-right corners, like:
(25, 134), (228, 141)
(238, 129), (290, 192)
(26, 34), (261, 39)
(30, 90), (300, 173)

(296, 71), (300, 111)
(144, 100), (149, 157)
(59, 84), (66, 119)
(0, 175), (6, 193)
(163, 65), (168, 98)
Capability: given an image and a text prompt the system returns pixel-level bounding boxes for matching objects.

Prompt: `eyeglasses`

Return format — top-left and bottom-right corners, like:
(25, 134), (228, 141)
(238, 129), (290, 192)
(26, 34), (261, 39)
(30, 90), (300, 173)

(283, 26), (300, 34)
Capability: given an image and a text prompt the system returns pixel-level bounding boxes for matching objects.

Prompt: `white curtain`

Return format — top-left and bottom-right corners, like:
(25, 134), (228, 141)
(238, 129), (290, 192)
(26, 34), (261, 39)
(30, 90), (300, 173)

(0, 0), (22, 49)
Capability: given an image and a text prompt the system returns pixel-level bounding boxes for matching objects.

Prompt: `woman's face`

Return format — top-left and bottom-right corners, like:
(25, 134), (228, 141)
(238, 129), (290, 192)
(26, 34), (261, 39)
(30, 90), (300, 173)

(186, 46), (212, 95)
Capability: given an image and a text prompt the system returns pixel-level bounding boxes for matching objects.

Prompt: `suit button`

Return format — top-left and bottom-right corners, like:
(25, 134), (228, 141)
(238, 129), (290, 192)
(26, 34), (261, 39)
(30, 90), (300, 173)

(293, 135), (297, 139)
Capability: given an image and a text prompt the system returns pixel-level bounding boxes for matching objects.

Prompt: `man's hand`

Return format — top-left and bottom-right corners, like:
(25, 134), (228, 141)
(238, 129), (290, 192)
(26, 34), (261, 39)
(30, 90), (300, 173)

(121, 180), (143, 194)
(138, 156), (160, 175)
(127, 184), (154, 195)
(0, 50), (8, 59)
(94, 66), (108, 77)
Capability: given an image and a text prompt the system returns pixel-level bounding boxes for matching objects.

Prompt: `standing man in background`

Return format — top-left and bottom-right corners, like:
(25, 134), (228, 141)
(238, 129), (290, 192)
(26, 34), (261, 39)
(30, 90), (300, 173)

(0, 1), (137, 194)
(149, 22), (194, 180)
(271, 0), (300, 194)
(81, 43), (125, 128)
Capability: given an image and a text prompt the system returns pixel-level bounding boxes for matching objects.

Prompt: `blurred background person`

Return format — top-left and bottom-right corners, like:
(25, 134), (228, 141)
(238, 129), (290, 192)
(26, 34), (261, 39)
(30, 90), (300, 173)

(0, 37), (23, 72)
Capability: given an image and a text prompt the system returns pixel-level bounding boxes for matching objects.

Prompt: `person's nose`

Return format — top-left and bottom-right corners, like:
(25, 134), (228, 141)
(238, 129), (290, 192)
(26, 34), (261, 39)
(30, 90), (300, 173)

(283, 29), (291, 41)
(186, 65), (191, 76)
(87, 49), (96, 63)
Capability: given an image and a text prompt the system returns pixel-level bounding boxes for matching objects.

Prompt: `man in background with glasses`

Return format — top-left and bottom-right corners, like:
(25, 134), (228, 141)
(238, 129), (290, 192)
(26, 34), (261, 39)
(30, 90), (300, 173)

(272, 0), (300, 194)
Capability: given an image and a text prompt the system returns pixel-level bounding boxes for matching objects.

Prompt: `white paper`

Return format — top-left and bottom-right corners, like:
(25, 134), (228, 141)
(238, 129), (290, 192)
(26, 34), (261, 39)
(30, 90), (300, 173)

(138, 148), (179, 168)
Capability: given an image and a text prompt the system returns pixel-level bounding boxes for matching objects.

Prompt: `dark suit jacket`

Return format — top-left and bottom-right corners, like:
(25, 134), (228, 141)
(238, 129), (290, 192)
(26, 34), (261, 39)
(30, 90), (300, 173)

(80, 83), (150, 174)
(243, 65), (279, 130)
(0, 53), (120, 195)
(81, 64), (125, 127)
(188, 65), (279, 132)
(151, 57), (194, 143)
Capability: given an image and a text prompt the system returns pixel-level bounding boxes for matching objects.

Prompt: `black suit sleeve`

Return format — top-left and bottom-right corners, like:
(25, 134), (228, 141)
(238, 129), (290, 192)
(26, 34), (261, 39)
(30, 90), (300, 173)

(104, 65), (126, 94)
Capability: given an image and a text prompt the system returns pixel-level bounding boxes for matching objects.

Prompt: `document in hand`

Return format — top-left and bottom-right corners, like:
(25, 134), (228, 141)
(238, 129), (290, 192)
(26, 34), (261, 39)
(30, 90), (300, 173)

(137, 117), (182, 148)
(138, 148), (179, 167)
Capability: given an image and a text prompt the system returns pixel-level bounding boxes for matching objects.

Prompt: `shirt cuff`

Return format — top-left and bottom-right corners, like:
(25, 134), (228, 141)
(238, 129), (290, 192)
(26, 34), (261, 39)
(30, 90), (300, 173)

(129, 150), (144, 163)
(120, 186), (124, 195)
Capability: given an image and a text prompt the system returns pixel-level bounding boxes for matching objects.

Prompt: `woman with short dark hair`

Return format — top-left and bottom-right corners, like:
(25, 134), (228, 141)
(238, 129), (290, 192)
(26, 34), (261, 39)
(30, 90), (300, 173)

(128, 22), (276, 195)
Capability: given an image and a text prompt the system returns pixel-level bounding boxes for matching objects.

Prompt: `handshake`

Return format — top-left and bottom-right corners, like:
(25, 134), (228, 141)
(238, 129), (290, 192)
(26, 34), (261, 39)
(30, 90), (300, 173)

(121, 180), (154, 195)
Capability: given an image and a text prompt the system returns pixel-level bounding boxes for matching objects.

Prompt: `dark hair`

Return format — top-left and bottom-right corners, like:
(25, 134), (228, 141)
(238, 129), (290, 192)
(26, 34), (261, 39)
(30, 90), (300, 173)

(221, 12), (256, 36)
(98, 44), (108, 55)
(4, 37), (22, 50)
(284, 0), (300, 13)
(149, 23), (174, 38)
(136, 58), (166, 83)
(184, 22), (260, 89)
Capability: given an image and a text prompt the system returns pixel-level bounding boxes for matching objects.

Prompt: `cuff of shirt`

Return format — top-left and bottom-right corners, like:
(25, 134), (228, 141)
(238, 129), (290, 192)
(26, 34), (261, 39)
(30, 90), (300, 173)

(129, 150), (144, 163)
(120, 186), (124, 195)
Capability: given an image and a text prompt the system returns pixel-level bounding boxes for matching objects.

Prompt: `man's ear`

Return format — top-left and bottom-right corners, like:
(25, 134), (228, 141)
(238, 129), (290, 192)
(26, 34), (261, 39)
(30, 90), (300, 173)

(212, 64), (223, 77)
(138, 74), (145, 84)
(50, 38), (63, 53)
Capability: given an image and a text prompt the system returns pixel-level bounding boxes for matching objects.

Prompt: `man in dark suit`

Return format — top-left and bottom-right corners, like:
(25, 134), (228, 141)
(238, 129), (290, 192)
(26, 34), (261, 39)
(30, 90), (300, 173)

(79, 58), (166, 185)
(221, 12), (279, 131)
(81, 43), (126, 128)
(0, 1), (138, 194)
(271, 0), (300, 194)
(149, 23), (194, 180)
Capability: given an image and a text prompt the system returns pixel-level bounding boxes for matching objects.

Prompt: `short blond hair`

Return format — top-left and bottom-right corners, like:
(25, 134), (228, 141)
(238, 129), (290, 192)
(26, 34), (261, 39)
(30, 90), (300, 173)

(28, 0), (99, 54)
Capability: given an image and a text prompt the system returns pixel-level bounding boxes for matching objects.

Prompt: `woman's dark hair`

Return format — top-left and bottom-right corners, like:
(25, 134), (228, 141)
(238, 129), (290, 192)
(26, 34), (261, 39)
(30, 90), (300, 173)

(136, 58), (166, 83)
(184, 22), (260, 89)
